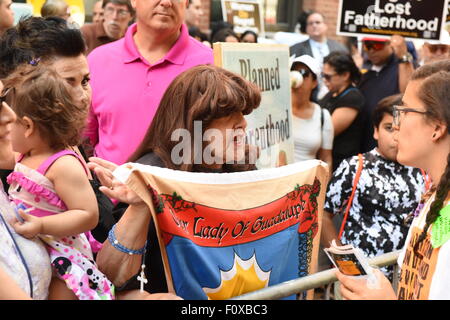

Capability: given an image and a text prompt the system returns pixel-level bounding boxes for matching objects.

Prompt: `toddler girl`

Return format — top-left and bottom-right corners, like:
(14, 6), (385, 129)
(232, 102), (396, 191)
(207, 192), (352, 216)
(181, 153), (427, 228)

(3, 65), (114, 300)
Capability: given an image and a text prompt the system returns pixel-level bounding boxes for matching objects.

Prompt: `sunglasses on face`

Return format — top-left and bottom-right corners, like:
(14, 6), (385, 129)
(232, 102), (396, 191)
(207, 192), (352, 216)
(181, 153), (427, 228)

(363, 41), (387, 51)
(321, 72), (337, 81)
(427, 44), (449, 54)
(298, 69), (312, 78)
(291, 67), (313, 78)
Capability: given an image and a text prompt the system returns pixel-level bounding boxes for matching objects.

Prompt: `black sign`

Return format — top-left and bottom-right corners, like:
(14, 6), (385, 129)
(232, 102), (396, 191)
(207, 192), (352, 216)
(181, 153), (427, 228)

(337, 0), (447, 40)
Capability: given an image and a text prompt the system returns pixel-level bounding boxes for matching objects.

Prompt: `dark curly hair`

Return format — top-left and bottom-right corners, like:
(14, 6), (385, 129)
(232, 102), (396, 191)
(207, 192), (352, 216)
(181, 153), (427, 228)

(0, 16), (86, 79)
(3, 65), (89, 150)
(323, 51), (361, 85)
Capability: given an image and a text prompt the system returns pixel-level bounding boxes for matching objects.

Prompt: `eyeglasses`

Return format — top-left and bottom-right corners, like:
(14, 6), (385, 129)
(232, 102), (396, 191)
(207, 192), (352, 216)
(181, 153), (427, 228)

(321, 72), (337, 81)
(426, 44), (449, 54)
(363, 41), (387, 51)
(104, 6), (130, 18)
(392, 105), (429, 127)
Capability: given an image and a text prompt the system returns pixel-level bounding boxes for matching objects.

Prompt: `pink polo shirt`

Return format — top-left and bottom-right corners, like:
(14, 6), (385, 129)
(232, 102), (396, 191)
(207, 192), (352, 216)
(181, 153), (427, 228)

(85, 23), (213, 165)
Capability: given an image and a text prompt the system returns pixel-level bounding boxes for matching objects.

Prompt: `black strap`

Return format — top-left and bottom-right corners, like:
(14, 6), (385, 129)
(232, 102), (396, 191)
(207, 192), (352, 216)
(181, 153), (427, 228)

(320, 107), (324, 128)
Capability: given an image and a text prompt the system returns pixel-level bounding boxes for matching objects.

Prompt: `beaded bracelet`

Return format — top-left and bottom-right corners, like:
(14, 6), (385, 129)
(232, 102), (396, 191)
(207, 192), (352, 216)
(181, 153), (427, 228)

(107, 224), (147, 255)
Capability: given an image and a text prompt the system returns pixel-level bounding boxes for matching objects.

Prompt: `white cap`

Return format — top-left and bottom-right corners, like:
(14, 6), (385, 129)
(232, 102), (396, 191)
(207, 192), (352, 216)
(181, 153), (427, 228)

(290, 54), (321, 78)
(425, 30), (450, 45)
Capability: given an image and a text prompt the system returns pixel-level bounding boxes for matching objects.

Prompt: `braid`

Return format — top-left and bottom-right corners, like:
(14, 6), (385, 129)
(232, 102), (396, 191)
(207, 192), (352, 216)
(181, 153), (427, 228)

(414, 152), (450, 253)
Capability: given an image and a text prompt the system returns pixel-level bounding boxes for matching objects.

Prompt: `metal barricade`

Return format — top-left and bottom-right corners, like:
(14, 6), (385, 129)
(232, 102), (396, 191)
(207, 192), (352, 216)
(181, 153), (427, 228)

(231, 250), (401, 300)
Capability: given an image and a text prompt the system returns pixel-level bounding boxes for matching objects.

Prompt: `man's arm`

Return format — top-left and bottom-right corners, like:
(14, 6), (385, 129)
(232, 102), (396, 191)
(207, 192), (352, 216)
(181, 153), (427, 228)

(390, 35), (414, 93)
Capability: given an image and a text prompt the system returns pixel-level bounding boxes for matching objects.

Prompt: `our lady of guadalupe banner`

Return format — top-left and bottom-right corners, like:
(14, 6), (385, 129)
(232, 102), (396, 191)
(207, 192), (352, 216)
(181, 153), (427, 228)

(114, 160), (328, 300)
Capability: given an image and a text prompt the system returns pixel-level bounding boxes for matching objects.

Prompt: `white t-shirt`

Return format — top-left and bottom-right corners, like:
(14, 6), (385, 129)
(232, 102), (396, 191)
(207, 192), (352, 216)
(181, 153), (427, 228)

(293, 103), (334, 163)
(0, 190), (51, 299)
(397, 195), (450, 300)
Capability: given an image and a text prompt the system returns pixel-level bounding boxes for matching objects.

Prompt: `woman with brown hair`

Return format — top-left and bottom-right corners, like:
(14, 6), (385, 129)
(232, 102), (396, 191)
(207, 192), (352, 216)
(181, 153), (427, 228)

(88, 65), (261, 297)
(128, 64), (260, 172)
(335, 60), (450, 300)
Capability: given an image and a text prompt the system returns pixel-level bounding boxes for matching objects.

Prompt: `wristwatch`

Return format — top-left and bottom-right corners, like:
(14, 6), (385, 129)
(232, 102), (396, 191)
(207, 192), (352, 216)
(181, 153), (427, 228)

(398, 52), (413, 64)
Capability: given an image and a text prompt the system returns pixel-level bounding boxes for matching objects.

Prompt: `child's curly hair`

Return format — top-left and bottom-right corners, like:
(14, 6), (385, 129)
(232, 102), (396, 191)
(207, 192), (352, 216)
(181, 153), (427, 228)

(3, 64), (89, 150)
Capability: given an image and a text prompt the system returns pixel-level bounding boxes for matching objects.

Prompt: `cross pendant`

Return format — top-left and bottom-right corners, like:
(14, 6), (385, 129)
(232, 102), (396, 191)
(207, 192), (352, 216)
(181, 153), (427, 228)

(137, 264), (148, 292)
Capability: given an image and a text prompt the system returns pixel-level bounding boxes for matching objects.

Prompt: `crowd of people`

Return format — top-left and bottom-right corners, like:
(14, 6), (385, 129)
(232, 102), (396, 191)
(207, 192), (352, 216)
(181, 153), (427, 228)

(0, 0), (449, 301)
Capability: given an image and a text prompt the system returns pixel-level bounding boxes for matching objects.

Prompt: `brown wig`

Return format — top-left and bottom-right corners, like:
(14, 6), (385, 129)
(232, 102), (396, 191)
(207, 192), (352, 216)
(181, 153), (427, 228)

(3, 64), (89, 150)
(128, 65), (261, 171)
(410, 60), (450, 253)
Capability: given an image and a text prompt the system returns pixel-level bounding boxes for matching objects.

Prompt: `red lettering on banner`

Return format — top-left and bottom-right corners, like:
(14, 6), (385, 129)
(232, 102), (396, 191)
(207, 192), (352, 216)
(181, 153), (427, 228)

(150, 179), (321, 247)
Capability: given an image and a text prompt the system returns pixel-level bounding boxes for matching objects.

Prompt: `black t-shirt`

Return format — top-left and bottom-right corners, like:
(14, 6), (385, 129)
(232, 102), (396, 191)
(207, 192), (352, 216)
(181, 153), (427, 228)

(319, 85), (365, 171)
(358, 54), (400, 153)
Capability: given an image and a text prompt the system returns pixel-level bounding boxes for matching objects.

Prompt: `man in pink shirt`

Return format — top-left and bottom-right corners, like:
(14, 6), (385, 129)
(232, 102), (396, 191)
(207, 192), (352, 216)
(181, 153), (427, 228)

(86, 0), (213, 165)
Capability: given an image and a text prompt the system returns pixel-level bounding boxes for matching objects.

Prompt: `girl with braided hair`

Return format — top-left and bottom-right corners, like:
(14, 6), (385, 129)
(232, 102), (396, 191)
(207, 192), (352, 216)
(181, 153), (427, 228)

(335, 59), (450, 300)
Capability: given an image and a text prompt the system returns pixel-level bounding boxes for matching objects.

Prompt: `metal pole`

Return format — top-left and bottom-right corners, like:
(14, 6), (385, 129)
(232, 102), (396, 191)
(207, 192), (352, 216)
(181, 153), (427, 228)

(231, 250), (401, 300)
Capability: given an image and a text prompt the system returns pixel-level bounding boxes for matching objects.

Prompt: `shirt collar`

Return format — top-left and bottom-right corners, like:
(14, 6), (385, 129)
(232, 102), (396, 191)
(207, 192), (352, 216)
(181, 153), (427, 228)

(122, 23), (188, 65)
(309, 38), (327, 47)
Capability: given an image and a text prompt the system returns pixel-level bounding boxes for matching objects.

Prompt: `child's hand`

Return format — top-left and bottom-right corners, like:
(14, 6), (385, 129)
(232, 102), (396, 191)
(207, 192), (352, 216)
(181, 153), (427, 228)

(12, 209), (43, 239)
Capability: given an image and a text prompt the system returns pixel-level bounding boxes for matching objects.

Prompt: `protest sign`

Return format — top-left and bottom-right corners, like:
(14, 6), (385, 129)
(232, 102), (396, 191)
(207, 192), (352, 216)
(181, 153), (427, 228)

(221, 0), (264, 36)
(27, 0), (85, 26)
(214, 42), (293, 169)
(114, 160), (327, 299)
(446, 0), (450, 32)
(337, 0), (447, 41)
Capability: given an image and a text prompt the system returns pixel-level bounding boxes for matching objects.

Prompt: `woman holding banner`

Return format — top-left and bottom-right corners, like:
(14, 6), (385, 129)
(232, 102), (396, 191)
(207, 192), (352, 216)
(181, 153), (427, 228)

(336, 60), (450, 300)
(88, 65), (261, 297)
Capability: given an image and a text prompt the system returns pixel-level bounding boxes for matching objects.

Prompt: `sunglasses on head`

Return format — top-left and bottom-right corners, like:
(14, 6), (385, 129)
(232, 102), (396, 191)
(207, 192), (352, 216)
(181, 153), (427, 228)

(363, 41), (387, 51)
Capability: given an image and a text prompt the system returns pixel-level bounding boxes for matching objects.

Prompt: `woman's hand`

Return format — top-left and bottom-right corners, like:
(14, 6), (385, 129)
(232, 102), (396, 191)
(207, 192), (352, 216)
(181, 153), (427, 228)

(12, 210), (43, 239)
(87, 157), (144, 206)
(335, 269), (397, 300)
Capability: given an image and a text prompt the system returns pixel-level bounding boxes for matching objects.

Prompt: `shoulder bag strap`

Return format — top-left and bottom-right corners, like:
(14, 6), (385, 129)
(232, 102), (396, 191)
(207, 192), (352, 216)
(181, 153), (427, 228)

(338, 153), (364, 240)
(420, 168), (431, 192)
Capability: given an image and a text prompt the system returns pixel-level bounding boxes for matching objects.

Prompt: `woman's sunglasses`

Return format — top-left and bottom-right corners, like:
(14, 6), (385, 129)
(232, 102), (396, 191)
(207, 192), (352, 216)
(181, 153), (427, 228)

(290, 68), (312, 78)
(298, 69), (312, 78)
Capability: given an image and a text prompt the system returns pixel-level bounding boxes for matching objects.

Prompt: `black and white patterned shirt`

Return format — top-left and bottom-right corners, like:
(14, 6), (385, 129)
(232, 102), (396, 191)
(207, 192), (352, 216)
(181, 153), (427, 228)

(324, 149), (425, 261)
